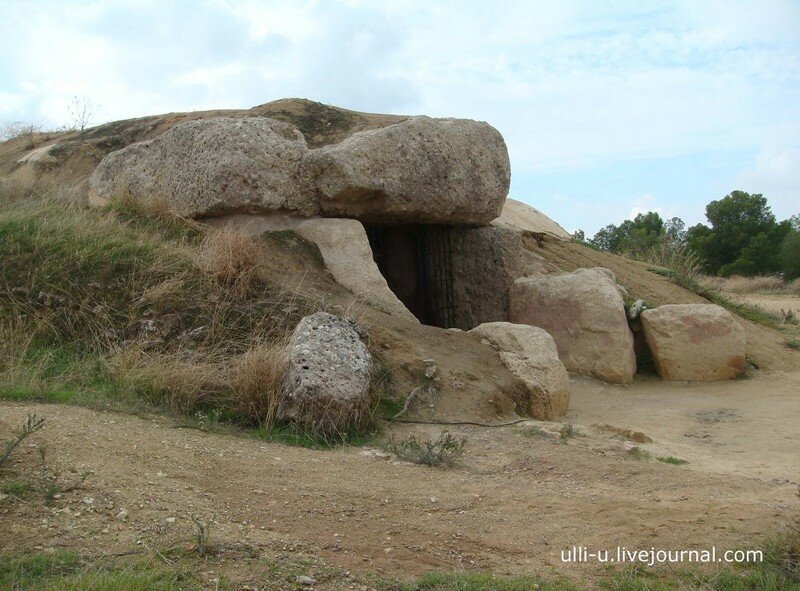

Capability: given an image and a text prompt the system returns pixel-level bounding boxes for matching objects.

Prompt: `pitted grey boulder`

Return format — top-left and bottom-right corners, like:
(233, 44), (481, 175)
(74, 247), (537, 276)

(89, 117), (317, 217)
(278, 312), (373, 437)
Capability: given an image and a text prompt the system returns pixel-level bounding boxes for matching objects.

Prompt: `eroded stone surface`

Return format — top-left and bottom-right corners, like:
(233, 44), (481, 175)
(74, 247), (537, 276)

(90, 113), (510, 225)
(302, 116), (510, 224)
(640, 304), (746, 381)
(509, 268), (636, 384)
(279, 312), (374, 437)
(451, 226), (554, 329)
(89, 117), (316, 217)
(470, 322), (570, 420)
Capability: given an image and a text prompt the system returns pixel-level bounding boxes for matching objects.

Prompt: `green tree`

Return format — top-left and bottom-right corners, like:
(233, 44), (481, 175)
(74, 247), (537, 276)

(686, 191), (781, 275)
(783, 230), (800, 280)
(589, 211), (666, 255)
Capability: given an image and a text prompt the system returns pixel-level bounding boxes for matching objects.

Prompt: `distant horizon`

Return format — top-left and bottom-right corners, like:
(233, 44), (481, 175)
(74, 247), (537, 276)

(1, 0), (798, 234)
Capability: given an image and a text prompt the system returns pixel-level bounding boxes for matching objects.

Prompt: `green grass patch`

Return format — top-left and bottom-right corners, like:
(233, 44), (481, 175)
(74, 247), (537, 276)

(1, 528), (798, 591)
(657, 456), (689, 465)
(1, 479), (28, 498)
(628, 446), (651, 461)
(409, 572), (578, 591)
(0, 550), (200, 591)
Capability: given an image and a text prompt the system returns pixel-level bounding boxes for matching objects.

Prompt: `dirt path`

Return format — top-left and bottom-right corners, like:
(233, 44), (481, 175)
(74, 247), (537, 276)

(1, 388), (797, 581)
(568, 371), (800, 482)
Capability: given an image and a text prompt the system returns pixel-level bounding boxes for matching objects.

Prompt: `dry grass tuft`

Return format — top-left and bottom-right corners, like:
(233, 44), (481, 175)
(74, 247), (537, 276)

(138, 276), (188, 313)
(105, 348), (227, 413)
(700, 275), (800, 295)
(197, 228), (264, 292)
(229, 343), (287, 427)
(625, 243), (703, 278)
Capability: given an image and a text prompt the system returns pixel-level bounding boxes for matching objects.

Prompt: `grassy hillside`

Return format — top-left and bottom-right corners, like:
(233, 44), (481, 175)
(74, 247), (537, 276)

(0, 186), (341, 439)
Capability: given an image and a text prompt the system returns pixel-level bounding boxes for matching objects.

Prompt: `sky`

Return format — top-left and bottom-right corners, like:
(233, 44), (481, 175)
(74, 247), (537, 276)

(1, 0), (798, 235)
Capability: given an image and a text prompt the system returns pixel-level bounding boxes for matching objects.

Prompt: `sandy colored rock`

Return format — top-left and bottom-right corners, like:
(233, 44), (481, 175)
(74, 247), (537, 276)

(491, 198), (571, 240)
(279, 312), (373, 436)
(88, 110), (509, 225)
(302, 116), (510, 224)
(294, 218), (418, 323)
(469, 322), (570, 419)
(89, 117), (317, 217)
(509, 268), (636, 384)
(640, 304), (746, 381)
(203, 214), (418, 324)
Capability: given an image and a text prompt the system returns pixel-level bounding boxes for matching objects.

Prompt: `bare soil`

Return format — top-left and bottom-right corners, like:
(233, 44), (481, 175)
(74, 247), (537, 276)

(2, 367), (798, 583)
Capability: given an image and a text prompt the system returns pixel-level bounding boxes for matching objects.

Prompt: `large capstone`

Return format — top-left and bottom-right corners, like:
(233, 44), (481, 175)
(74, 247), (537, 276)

(509, 268), (636, 384)
(301, 116), (509, 224)
(89, 117), (316, 218)
(89, 114), (510, 225)
(279, 312), (374, 437)
(469, 322), (570, 420)
(640, 304), (746, 381)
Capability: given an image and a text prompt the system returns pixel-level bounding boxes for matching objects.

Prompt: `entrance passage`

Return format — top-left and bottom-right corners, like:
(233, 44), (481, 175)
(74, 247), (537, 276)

(366, 225), (455, 328)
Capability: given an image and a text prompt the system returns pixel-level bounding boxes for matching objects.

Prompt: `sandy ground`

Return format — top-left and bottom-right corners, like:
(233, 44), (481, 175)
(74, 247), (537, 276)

(568, 371), (799, 482)
(735, 293), (800, 318)
(1, 370), (798, 584)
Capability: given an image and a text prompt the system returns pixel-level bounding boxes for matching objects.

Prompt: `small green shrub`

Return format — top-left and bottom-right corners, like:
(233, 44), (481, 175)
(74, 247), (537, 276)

(389, 430), (466, 467)
(519, 425), (549, 439)
(0, 413), (45, 467)
(1, 480), (28, 498)
(559, 422), (583, 441)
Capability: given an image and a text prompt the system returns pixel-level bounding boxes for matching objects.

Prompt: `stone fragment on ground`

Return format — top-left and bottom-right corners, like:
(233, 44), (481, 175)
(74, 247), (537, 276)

(469, 321), (570, 419)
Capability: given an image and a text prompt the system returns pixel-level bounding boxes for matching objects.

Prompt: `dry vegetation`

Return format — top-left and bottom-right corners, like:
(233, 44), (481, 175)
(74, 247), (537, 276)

(2, 183), (799, 589)
(0, 184), (353, 442)
(700, 275), (800, 295)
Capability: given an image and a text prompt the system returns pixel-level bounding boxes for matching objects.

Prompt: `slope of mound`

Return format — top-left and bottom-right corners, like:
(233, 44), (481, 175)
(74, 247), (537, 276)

(0, 98), (407, 199)
(491, 198), (571, 240)
(0, 193), (528, 428)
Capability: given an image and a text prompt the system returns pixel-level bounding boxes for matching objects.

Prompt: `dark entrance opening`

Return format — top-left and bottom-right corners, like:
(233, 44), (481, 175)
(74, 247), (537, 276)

(366, 225), (455, 328)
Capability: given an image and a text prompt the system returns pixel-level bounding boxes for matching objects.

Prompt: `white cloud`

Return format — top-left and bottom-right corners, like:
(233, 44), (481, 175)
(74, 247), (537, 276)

(628, 194), (665, 220)
(734, 143), (800, 219)
(0, 0), (798, 231)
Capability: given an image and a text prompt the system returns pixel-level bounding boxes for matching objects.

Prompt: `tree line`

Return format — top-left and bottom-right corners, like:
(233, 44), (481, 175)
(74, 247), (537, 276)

(574, 191), (800, 279)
